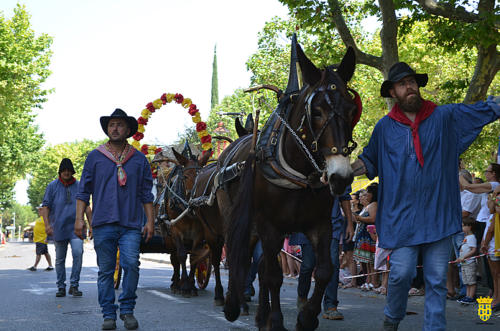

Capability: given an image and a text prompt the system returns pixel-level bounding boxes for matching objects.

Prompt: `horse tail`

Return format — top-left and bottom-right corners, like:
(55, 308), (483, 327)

(224, 152), (255, 322)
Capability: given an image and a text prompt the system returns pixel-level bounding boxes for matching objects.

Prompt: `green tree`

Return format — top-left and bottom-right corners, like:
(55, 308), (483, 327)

(211, 45), (219, 110)
(1, 202), (36, 233)
(0, 5), (53, 207)
(27, 140), (102, 209)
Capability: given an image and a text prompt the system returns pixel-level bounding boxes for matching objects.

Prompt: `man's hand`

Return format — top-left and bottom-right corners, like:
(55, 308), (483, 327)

(480, 243), (489, 255)
(351, 158), (367, 177)
(74, 219), (86, 240)
(143, 220), (154, 243)
(345, 222), (354, 243)
(45, 225), (53, 237)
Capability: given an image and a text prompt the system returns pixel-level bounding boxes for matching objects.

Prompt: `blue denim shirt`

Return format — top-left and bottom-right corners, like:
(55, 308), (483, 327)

(76, 148), (154, 230)
(360, 98), (500, 249)
(42, 179), (79, 241)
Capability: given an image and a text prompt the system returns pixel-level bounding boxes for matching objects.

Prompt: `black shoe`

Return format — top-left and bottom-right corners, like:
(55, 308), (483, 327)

(56, 288), (66, 297)
(27, 266), (36, 272)
(120, 314), (139, 330)
(68, 286), (82, 297)
(102, 318), (116, 330)
(383, 318), (399, 331)
(45, 266), (54, 271)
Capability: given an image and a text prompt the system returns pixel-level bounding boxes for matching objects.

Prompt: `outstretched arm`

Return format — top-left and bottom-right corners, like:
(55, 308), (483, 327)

(351, 158), (367, 177)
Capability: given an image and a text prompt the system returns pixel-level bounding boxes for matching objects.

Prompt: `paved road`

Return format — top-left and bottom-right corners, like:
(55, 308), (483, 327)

(0, 241), (498, 330)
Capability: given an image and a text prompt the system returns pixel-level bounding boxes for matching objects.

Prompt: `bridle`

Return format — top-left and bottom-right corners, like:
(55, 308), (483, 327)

(303, 83), (358, 157)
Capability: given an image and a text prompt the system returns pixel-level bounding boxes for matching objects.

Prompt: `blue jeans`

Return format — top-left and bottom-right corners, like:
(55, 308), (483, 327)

(54, 238), (83, 289)
(324, 238), (340, 310)
(384, 236), (451, 331)
(93, 224), (142, 320)
(244, 240), (263, 296)
(450, 232), (466, 296)
(297, 243), (316, 298)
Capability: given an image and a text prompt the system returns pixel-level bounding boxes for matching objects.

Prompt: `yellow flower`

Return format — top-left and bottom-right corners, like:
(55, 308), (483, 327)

(166, 93), (175, 103)
(197, 130), (208, 138)
(141, 109), (151, 119)
(153, 99), (163, 109)
(202, 143), (212, 150)
(192, 112), (201, 123)
(131, 140), (141, 149)
(137, 124), (145, 133)
(148, 145), (156, 153)
(181, 98), (192, 108)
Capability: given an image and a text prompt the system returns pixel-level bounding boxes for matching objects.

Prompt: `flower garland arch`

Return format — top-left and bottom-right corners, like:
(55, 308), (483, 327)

(130, 92), (213, 178)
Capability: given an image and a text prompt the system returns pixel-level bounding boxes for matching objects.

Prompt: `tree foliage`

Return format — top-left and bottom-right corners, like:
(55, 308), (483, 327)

(27, 140), (103, 209)
(0, 5), (53, 208)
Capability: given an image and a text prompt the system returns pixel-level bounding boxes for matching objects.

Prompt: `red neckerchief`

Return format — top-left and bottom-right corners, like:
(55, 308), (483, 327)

(387, 100), (437, 167)
(96, 142), (135, 186)
(58, 176), (76, 187)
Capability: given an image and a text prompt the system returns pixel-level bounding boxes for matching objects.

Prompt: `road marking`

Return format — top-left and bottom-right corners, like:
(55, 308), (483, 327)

(147, 290), (188, 303)
(200, 311), (254, 329)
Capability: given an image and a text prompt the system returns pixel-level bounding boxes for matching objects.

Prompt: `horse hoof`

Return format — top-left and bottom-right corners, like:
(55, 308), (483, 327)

(214, 298), (224, 306)
(223, 304), (240, 322)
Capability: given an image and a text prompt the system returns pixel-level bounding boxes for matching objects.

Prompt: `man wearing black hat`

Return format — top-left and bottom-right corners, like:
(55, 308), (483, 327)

(351, 62), (500, 330)
(75, 108), (154, 330)
(41, 158), (91, 298)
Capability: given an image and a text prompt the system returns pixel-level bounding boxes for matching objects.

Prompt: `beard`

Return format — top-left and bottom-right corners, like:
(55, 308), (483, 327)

(396, 90), (422, 113)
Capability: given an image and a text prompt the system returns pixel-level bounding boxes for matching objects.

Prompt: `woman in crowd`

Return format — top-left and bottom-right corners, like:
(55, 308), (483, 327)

(342, 190), (363, 288)
(353, 184), (378, 290)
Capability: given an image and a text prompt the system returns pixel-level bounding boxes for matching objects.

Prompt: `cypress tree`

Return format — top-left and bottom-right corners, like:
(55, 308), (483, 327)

(211, 45), (219, 110)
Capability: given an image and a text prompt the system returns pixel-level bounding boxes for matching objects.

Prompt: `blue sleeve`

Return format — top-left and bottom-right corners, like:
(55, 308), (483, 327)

(339, 185), (352, 201)
(359, 121), (382, 180)
(140, 156), (154, 204)
(450, 97), (500, 154)
(42, 181), (54, 209)
(76, 153), (94, 204)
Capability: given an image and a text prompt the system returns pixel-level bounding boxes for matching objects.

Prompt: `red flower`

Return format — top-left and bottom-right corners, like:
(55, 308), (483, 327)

(196, 122), (207, 132)
(137, 117), (148, 125)
(201, 135), (211, 144)
(146, 102), (156, 112)
(202, 150), (213, 157)
(155, 147), (163, 154)
(132, 132), (144, 141)
(188, 104), (198, 116)
(174, 93), (184, 104)
(160, 93), (167, 104)
(152, 172), (157, 179)
(141, 144), (149, 154)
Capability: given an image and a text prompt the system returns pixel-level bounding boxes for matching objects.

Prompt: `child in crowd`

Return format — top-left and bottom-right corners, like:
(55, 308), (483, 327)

(455, 217), (478, 304)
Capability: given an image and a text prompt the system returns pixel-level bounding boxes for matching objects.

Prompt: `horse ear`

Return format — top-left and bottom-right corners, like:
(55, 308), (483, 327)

(172, 148), (188, 166)
(235, 117), (248, 137)
(337, 47), (356, 84)
(199, 149), (212, 167)
(296, 42), (321, 86)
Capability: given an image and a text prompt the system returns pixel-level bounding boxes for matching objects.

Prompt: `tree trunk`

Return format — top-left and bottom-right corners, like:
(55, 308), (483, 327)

(464, 43), (499, 104)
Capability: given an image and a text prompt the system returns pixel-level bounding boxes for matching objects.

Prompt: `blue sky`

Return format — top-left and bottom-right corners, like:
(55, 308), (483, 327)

(1, 0), (289, 204)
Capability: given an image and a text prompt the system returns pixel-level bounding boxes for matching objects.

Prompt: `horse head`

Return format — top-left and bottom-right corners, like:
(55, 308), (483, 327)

(291, 43), (360, 196)
(172, 148), (212, 197)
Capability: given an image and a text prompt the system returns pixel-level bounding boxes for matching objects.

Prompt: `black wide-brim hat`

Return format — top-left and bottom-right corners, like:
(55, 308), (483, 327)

(380, 62), (428, 98)
(100, 108), (138, 138)
(58, 158), (75, 175)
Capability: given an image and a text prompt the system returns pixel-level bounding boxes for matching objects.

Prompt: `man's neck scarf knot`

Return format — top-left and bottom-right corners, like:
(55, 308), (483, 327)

(387, 99), (437, 167)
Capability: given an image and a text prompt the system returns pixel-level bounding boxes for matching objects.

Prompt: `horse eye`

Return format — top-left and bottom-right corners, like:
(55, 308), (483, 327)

(311, 108), (322, 118)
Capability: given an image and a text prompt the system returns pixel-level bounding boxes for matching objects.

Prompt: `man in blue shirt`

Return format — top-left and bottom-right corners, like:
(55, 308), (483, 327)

(41, 158), (91, 297)
(75, 108), (155, 331)
(351, 62), (500, 331)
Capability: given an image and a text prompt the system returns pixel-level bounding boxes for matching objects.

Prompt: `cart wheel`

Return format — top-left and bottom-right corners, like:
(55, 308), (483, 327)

(114, 250), (122, 289)
(195, 254), (212, 290)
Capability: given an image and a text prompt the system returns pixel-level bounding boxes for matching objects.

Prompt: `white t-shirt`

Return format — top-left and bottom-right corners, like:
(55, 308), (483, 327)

(459, 234), (477, 265)
(476, 181), (500, 223)
(460, 190), (482, 220)
(482, 217), (496, 255)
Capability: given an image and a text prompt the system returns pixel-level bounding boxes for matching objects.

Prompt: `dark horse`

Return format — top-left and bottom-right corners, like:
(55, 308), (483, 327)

(220, 38), (360, 330)
(157, 147), (211, 296)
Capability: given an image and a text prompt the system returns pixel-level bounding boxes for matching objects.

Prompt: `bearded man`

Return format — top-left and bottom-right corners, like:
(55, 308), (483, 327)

(75, 108), (154, 330)
(351, 62), (500, 331)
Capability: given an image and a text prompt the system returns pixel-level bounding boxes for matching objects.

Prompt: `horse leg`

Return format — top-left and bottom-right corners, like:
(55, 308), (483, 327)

(173, 234), (190, 297)
(296, 231), (332, 331)
(211, 237), (225, 306)
(256, 253), (270, 328)
(257, 234), (286, 331)
(187, 255), (198, 297)
(170, 253), (181, 293)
